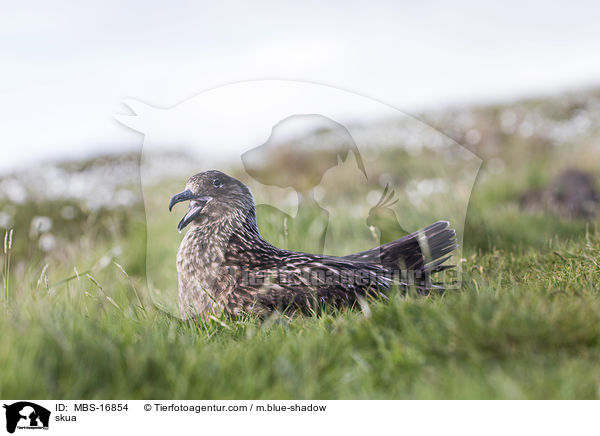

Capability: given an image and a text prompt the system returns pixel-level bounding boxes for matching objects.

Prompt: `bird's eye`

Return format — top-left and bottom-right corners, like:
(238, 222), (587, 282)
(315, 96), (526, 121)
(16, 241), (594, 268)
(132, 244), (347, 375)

(212, 178), (222, 187)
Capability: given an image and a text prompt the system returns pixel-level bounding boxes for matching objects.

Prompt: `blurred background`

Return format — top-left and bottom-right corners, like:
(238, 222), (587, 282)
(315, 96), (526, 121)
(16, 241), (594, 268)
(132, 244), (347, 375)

(2, 0), (600, 170)
(1, 0), (600, 399)
(0, 0), (599, 302)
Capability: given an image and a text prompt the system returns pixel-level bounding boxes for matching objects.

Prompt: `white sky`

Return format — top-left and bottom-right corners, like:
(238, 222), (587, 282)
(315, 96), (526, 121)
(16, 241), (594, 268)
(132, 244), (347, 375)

(1, 0), (600, 173)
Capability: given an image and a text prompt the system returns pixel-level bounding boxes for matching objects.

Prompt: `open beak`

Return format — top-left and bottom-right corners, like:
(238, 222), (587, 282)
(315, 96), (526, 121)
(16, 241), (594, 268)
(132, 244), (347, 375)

(168, 189), (212, 232)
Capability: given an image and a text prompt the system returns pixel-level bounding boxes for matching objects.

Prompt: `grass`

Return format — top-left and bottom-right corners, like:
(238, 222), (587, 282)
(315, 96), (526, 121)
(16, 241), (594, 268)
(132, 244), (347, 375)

(0, 229), (599, 399)
(0, 171), (599, 399)
(3, 229), (12, 310)
(1, 89), (600, 399)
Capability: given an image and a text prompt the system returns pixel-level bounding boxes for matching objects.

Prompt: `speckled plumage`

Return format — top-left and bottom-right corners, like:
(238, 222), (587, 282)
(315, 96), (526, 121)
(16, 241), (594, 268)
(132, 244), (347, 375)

(170, 170), (457, 320)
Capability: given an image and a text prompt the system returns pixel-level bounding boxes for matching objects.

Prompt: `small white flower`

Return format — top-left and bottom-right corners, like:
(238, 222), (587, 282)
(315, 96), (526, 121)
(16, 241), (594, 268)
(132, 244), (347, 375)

(30, 216), (53, 235)
(39, 234), (56, 252)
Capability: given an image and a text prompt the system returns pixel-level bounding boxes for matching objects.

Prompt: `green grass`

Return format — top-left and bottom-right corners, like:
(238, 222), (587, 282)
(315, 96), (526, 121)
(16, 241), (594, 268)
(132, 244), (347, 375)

(1, 188), (599, 399)
(1, 91), (600, 399)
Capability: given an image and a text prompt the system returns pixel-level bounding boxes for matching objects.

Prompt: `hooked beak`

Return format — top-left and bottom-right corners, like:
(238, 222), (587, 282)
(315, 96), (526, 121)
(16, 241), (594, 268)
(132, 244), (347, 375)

(168, 189), (212, 232)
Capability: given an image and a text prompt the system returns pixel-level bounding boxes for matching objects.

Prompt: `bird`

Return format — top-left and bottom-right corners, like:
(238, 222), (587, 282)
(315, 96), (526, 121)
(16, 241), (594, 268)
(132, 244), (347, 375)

(169, 170), (457, 320)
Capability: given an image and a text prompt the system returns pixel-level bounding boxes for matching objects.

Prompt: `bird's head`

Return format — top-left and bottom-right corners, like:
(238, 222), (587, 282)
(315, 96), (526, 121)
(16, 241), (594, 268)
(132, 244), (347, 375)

(169, 170), (254, 232)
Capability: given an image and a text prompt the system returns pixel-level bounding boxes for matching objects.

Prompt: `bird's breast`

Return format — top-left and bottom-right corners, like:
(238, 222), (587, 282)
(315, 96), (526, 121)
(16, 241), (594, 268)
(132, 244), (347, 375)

(176, 229), (231, 318)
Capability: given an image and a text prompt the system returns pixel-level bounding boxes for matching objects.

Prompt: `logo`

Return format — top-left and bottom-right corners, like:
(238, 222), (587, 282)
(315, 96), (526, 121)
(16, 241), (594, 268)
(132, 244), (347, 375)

(116, 80), (481, 317)
(3, 402), (50, 434)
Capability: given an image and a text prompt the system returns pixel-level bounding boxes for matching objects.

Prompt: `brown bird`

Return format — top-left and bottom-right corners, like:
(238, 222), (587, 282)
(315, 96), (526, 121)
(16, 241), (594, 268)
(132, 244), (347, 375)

(169, 170), (457, 320)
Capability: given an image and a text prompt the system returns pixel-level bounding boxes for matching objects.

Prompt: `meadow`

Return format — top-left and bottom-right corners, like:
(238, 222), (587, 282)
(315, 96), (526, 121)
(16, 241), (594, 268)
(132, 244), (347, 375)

(0, 88), (599, 399)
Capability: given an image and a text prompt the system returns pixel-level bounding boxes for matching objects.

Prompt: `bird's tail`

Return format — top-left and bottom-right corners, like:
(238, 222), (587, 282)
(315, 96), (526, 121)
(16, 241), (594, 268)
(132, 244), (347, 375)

(343, 220), (458, 289)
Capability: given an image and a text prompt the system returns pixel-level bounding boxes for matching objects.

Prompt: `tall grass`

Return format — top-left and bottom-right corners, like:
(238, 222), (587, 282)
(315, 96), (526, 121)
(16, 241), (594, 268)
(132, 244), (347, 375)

(0, 89), (599, 399)
(3, 229), (12, 310)
(0, 184), (598, 398)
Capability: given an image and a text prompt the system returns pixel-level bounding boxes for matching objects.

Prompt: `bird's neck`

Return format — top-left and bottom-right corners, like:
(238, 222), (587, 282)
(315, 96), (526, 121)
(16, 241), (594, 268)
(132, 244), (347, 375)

(182, 205), (265, 257)
(236, 206), (262, 239)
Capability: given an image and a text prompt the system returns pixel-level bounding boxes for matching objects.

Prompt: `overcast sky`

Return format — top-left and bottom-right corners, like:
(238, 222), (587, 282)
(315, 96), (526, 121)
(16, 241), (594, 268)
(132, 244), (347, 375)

(1, 0), (600, 172)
